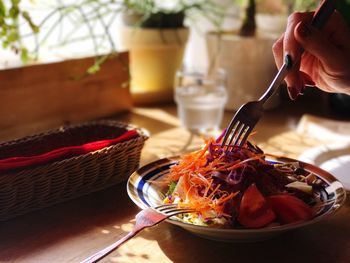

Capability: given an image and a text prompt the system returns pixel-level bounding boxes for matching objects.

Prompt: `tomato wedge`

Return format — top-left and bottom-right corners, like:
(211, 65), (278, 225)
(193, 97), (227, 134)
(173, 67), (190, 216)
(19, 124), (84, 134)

(238, 184), (276, 228)
(267, 194), (315, 224)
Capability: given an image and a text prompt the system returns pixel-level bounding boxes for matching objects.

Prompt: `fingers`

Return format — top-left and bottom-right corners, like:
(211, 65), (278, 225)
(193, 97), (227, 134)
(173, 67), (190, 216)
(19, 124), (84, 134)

(294, 21), (341, 69)
(286, 65), (304, 100)
(294, 10), (350, 72)
(273, 9), (350, 97)
(272, 34), (304, 100)
(283, 12), (312, 64)
(283, 12), (314, 100)
(324, 11), (350, 49)
(272, 34), (284, 69)
(300, 71), (315, 87)
(272, 12), (314, 100)
(322, 11), (350, 39)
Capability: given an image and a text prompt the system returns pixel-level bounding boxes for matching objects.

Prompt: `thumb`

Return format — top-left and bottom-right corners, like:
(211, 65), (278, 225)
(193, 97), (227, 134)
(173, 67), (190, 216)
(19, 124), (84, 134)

(294, 21), (340, 66)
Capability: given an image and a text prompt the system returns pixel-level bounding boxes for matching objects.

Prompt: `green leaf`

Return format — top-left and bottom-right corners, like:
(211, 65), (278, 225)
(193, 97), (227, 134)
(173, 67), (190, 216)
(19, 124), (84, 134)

(166, 181), (177, 196)
(20, 47), (29, 63)
(87, 63), (100, 74)
(7, 29), (18, 42)
(2, 40), (8, 48)
(22, 11), (39, 33)
(0, 0), (6, 17)
(0, 26), (7, 36)
(12, 0), (21, 5)
(7, 29), (19, 42)
(9, 6), (19, 18)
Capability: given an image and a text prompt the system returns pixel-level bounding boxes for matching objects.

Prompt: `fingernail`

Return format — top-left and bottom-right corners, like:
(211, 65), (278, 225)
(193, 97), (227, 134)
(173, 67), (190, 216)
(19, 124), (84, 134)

(298, 22), (313, 38)
(284, 54), (293, 69)
(288, 87), (299, 101)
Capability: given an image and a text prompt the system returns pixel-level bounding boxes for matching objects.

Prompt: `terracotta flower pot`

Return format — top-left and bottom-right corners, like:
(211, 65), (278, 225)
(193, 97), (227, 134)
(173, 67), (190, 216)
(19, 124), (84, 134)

(120, 26), (189, 104)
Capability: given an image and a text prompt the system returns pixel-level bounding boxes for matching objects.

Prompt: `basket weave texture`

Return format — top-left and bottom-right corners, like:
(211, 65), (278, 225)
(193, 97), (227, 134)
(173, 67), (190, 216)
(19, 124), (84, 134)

(0, 120), (148, 221)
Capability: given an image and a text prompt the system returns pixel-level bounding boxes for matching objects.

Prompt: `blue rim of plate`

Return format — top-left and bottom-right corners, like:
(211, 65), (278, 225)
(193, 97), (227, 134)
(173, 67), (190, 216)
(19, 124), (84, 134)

(127, 155), (347, 234)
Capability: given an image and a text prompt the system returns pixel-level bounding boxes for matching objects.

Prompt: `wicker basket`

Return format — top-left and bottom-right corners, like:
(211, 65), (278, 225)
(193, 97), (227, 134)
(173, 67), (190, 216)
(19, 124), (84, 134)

(0, 120), (149, 221)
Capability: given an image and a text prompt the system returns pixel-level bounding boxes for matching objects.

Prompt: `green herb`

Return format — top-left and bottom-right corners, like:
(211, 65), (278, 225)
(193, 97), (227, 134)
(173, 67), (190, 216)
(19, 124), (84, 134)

(166, 181), (177, 196)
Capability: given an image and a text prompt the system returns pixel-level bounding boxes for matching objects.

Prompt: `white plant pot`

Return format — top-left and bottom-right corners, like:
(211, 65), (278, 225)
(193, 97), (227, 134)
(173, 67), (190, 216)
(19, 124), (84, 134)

(206, 31), (280, 111)
(257, 14), (287, 35)
(119, 27), (189, 104)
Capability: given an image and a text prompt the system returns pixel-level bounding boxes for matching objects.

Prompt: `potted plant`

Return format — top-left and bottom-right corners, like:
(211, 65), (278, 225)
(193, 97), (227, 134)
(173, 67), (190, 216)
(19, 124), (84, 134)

(118, 2), (190, 105)
(117, 1), (229, 105)
(0, 1), (231, 137)
(0, 1), (132, 139)
(1, 1), (229, 105)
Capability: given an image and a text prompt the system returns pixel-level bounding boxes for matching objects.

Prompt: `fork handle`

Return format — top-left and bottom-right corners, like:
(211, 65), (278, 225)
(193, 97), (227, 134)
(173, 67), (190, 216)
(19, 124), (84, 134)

(297, 0), (337, 55)
(310, 0), (336, 30)
(258, 55), (292, 104)
(81, 230), (139, 263)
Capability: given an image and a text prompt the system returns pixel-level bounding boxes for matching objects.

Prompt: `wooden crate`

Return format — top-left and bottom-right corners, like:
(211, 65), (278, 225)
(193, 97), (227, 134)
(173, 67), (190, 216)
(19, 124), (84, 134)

(0, 53), (132, 141)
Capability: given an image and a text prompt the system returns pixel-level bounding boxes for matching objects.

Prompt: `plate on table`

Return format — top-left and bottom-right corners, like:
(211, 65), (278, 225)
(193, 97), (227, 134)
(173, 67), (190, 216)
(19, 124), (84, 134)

(127, 155), (346, 242)
(299, 143), (350, 192)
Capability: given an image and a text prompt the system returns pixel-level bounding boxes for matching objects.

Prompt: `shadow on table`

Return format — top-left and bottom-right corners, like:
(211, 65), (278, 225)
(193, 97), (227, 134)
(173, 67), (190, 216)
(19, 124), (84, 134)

(153, 201), (350, 263)
(0, 182), (139, 262)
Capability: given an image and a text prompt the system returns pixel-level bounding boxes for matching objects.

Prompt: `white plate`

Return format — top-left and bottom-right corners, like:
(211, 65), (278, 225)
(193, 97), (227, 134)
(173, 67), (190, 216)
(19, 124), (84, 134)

(127, 156), (346, 242)
(299, 143), (350, 192)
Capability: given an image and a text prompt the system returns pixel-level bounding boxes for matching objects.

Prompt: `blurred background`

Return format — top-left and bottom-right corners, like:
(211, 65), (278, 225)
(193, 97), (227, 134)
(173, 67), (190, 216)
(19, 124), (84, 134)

(1, 0), (350, 141)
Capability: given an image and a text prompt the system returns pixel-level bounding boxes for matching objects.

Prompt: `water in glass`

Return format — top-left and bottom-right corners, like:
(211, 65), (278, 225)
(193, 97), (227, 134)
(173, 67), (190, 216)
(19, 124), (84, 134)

(175, 69), (227, 134)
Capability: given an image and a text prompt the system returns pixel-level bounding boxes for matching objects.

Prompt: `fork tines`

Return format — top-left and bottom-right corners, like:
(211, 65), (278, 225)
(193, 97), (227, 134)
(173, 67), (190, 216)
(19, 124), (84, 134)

(154, 204), (195, 217)
(221, 119), (253, 151)
(226, 122), (251, 149)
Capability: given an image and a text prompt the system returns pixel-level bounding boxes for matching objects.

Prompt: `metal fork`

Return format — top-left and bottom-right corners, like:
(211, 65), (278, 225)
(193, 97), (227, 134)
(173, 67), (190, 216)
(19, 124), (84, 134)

(81, 204), (195, 263)
(221, 0), (336, 150)
(222, 54), (293, 150)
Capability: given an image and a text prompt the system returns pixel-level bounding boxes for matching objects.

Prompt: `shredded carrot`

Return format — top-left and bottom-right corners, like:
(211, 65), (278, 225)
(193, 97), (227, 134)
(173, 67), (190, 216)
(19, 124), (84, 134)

(160, 134), (321, 228)
(162, 133), (283, 222)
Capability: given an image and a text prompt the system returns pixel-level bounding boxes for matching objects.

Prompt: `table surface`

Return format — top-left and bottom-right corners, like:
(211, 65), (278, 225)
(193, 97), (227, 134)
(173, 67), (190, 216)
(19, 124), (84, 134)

(1, 90), (349, 263)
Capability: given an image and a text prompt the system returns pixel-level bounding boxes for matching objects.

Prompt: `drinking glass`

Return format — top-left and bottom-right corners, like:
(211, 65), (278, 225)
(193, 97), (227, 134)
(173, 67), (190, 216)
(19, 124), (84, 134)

(174, 68), (227, 135)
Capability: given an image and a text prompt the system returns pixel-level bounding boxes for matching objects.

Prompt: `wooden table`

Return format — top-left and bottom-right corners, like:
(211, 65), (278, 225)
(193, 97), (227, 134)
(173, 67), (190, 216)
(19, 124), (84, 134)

(1, 90), (349, 263)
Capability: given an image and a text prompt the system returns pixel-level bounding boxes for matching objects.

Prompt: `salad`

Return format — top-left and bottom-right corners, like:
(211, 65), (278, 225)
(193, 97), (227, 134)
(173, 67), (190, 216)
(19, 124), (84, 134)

(161, 135), (325, 229)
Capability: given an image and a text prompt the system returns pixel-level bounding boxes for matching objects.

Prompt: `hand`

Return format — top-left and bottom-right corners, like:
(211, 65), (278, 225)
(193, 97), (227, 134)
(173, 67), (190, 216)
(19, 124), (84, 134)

(272, 11), (350, 100)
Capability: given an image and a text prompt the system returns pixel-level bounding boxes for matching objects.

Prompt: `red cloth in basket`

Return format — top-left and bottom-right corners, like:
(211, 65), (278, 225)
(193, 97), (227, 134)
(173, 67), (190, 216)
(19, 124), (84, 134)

(0, 130), (139, 172)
